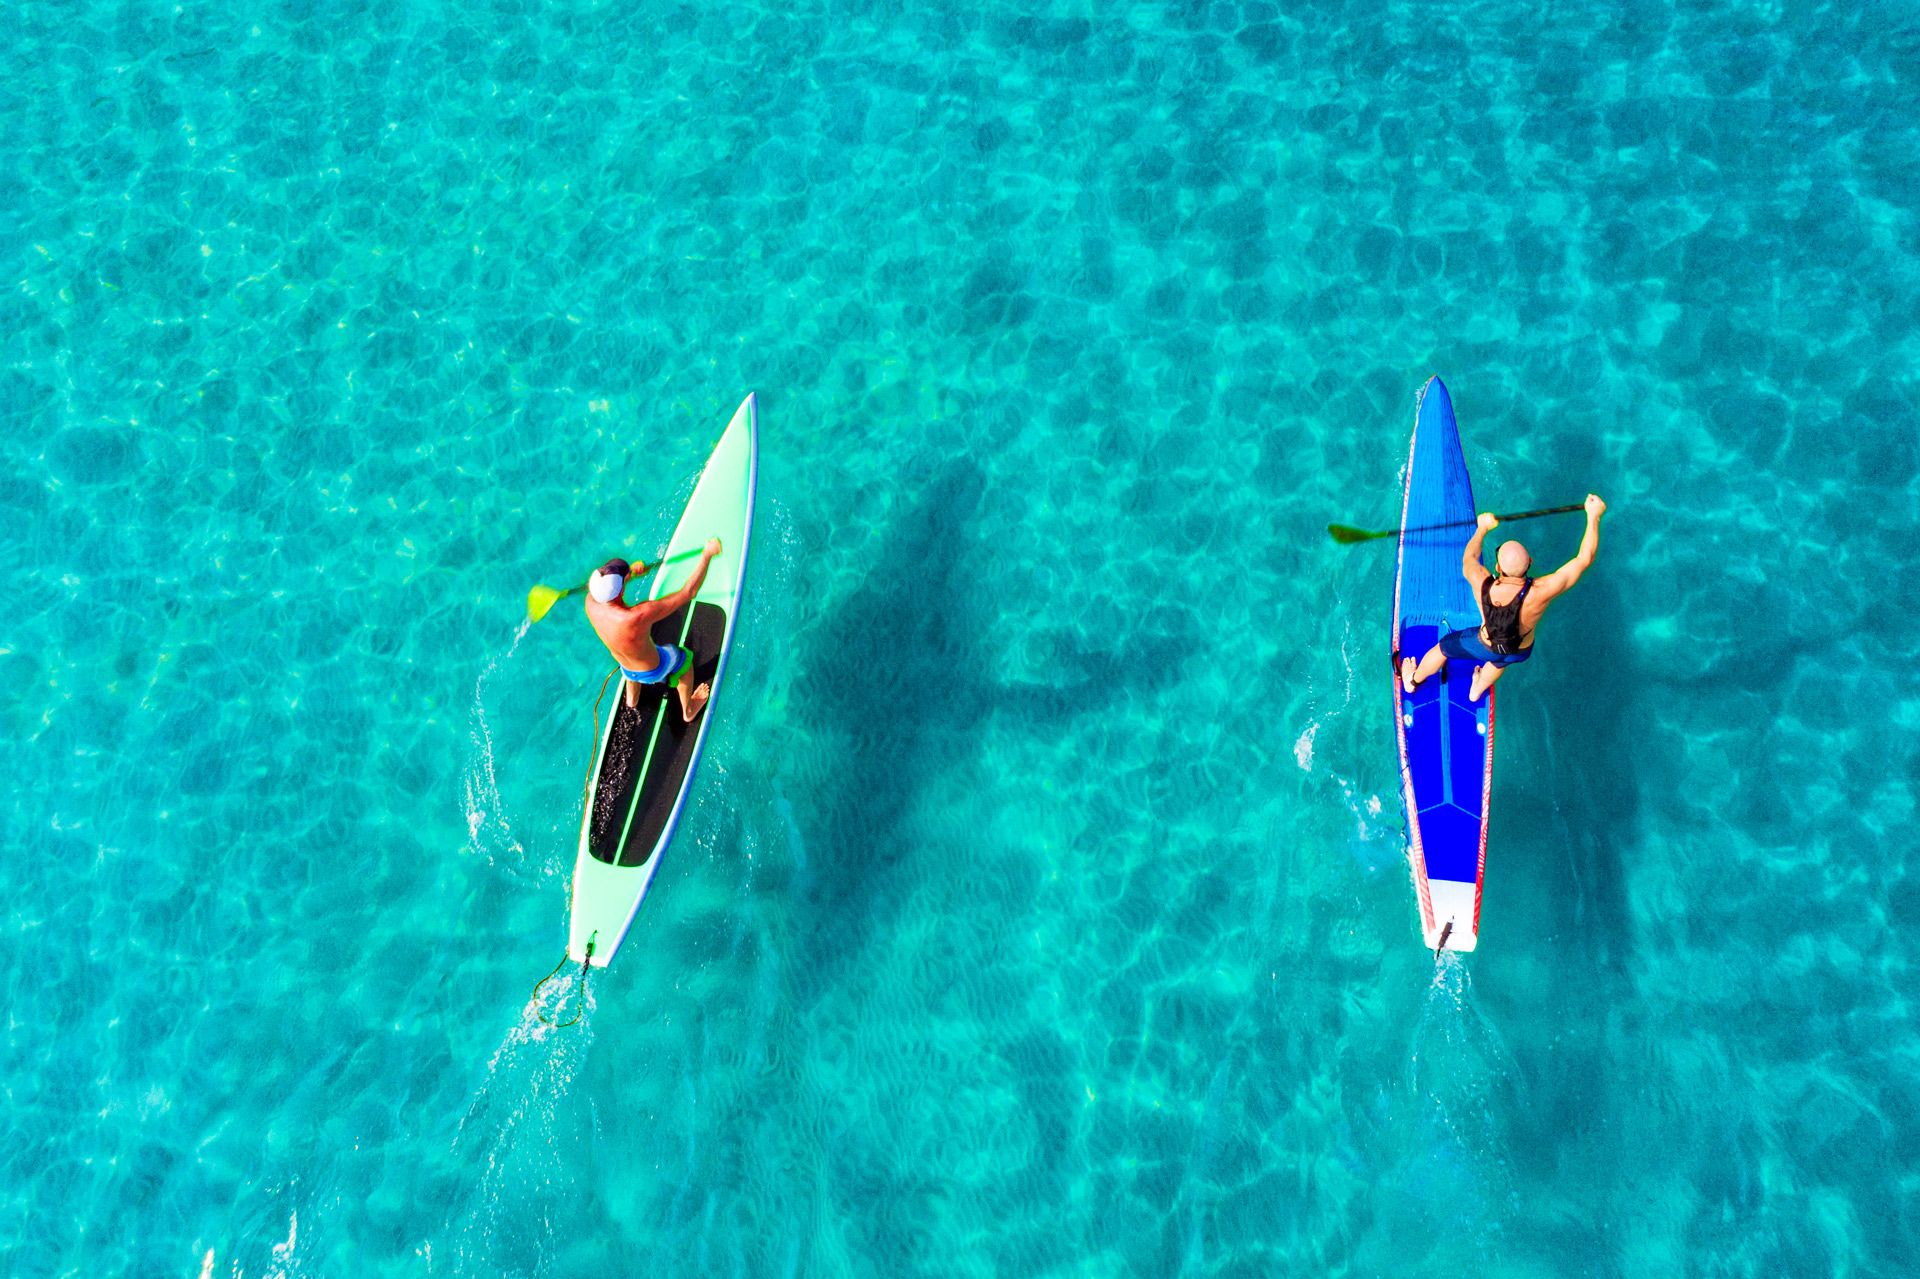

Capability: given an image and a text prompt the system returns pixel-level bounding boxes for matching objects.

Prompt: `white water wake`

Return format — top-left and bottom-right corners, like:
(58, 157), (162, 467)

(196, 1188), (311, 1279)
(432, 991), (598, 1278)
(464, 619), (532, 868)
(1404, 954), (1524, 1230)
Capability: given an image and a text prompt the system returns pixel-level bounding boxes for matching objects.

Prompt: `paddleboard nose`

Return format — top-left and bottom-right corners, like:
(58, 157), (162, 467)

(1417, 375), (1455, 431)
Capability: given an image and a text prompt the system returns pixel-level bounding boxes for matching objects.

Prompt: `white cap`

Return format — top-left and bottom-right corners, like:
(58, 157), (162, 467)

(588, 570), (625, 603)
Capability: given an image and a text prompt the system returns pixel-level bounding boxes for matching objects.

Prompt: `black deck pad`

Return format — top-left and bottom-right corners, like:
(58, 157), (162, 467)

(587, 601), (727, 866)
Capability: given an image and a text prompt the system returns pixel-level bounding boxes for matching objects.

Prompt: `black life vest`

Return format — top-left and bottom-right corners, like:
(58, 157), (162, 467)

(1480, 575), (1533, 655)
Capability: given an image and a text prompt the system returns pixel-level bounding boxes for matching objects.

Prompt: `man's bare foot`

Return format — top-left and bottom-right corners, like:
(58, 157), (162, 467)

(681, 682), (711, 723)
(1400, 657), (1418, 694)
(1469, 664), (1497, 702)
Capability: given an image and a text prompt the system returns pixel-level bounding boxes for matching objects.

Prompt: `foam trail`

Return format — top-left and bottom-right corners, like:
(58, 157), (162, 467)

(465, 622), (531, 866)
(434, 991), (596, 1277)
(262, 1210), (301, 1279)
(1309, 614), (1397, 868)
(1405, 955), (1522, 1231)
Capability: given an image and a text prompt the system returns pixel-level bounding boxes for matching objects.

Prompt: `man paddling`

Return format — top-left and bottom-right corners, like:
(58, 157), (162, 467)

(1400, 494), (1606, 703)
(585, 540), (722, 720)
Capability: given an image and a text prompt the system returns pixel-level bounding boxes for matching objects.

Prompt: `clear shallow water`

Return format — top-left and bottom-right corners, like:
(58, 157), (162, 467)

(2, 1), (1916, 1275)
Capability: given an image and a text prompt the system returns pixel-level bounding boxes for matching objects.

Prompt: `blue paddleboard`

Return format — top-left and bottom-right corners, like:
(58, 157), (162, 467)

(1391, 377), (1493, 952)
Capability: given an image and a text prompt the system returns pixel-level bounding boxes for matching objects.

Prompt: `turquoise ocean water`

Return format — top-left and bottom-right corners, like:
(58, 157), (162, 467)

(3, 1), (1917, 1274)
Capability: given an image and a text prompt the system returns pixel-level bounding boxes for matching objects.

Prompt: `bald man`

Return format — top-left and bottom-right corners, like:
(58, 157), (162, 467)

(1400, 493), (1607, 703)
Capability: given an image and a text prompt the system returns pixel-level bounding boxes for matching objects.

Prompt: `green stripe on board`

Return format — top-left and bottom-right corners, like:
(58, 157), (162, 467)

(612, 607), (699, 862)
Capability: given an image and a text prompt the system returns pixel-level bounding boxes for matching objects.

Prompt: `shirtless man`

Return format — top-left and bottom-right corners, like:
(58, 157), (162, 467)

(1400, 494), (1607, 703)
(585, 539), (722, 720)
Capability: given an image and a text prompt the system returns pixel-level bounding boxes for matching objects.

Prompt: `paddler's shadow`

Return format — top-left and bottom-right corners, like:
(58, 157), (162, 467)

(782, 459), (1196, 986)
(1496, 570), (1637, 974)
(1478, 571), (1640, 1180)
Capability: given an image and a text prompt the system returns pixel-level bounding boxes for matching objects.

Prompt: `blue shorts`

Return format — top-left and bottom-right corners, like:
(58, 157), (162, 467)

(620, 644), (689, 686)
(1437, 628), (1533, 667)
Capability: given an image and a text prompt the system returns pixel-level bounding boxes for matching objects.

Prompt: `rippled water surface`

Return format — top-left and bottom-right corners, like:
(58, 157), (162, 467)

(3, 2), (1916, 1275)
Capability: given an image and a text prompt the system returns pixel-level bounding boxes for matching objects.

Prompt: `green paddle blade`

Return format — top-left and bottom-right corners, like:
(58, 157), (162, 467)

(1326, 523), (1393, 544)
(527, 583), (575, 623)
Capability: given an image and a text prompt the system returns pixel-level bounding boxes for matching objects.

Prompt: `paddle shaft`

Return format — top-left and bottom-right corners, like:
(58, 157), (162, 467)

(1329, 502), (1586, 545)
(559, 545), (706, 598)
(527, 546), (711, 622)
(1400, 503), (1585, 540)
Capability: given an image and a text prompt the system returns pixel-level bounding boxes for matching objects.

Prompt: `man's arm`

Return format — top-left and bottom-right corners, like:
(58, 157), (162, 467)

(637, 539), (723, 618)
(1460, 513), (1496, 589)
(1530, 495), (1605, 601)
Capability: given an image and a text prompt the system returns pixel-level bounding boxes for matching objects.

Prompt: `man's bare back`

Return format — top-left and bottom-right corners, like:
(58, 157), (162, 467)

(1400, 494), (1607, 702)
(585, 540), (722, 720)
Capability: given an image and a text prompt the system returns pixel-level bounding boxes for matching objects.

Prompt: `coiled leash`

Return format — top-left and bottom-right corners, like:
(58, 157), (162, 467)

(533, 933), (596, 1027)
